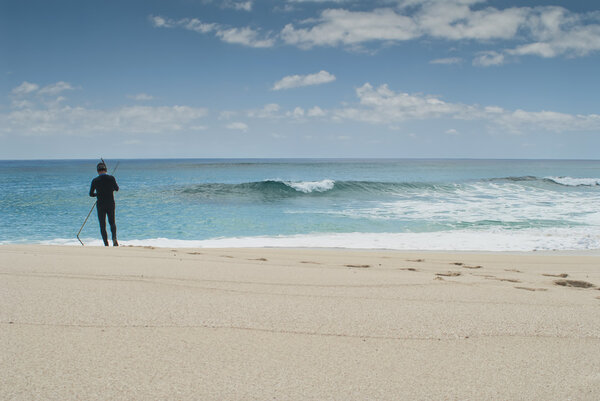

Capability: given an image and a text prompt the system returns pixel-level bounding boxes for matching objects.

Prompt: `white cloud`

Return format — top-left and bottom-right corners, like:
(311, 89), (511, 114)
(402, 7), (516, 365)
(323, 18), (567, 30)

(329, 82), (600, 133)
(219, 110), (238, 120)
(247, 103), (281, 118)
(307, 106), (327, 117)
(472, 51), (505, 66)
(151, 15), (273, 48)
(278, 2), (600, 61)
(415, 2), (529, 41)
(506, 7), (600, 58)
(38, 81), (75, 96)
(12, 82), (40, 96)
(243, 81), (600, 134)
(333, 83), (466, 123)
(287, 107), (305, 118)
(151, 3), (600, 61)
(281, 8), (419, 48)
(216, 27), (275, 48)
(150, 15), (170, 28)
(151, 16), (218, 33)
(494, 109), (600, 134)
(226, 122), (249, 131)
(244, 103), (328, 120)
(11, 81), (77, 97)
(1, 103), (208, 136)
(128, 93), (154, 101)
(273, 70), (336, 90)
(11, 99), (35, 109)
(430, 57), (462, 64)
(223, 1), (253, 11)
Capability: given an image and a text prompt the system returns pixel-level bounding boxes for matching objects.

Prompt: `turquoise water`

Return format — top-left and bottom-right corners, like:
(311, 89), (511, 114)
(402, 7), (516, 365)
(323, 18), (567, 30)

(0, 159), (599, 250)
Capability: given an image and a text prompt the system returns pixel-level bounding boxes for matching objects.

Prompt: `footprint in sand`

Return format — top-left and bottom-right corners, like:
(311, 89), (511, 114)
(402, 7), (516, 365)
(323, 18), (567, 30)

(220, 255), (234, 259)
(554, 279), (596, 289)
(505, 269), (522, 273)
(407, 259), (425, 263)
(542, 273), (568, 278)
(436, 271), (461, 277)
(345, 264), (371, 268)
(400, 267), (418, 272)
(187, 252), (203, 255)
(248, 258), (268, 261)
(497, 278), (521, 283)
(300, 261), (321, 265)
(451, 262), (482, 269)
(481, 275), (521, 283)
(515, 286), (548, 292)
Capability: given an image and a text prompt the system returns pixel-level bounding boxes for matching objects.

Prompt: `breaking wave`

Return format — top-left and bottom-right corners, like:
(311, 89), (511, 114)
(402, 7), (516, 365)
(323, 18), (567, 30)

(544, 176), (600, 187)
(179, 176), (598, 200)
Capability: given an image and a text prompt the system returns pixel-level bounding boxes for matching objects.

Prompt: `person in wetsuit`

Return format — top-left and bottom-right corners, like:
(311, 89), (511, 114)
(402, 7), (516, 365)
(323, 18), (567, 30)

(89, 162), (119, 246)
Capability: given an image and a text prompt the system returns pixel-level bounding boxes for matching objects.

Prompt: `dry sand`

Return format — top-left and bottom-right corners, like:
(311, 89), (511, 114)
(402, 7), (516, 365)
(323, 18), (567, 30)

(1, 245), (599, 400)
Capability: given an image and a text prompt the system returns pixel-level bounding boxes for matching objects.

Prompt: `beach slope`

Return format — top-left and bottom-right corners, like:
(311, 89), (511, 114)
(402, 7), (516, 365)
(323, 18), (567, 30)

(1, 245), (599, 400)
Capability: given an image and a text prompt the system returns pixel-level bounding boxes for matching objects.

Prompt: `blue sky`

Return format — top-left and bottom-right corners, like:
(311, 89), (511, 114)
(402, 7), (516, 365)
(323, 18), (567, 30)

(1, 0), (599, 159)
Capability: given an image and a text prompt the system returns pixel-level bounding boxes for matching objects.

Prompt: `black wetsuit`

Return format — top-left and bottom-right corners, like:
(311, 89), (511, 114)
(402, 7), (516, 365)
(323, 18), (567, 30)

(89, 173), (119, 245)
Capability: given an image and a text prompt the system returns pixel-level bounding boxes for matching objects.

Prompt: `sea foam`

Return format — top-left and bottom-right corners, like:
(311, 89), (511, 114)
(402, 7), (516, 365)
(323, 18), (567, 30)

(279, 179), (335, 193)
(545, 176), (600, 187)
(38, 227), (600, 251)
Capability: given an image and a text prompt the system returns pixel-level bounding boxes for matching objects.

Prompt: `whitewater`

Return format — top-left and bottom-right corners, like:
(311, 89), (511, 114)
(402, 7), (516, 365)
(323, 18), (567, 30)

(1, 159), (599, 251)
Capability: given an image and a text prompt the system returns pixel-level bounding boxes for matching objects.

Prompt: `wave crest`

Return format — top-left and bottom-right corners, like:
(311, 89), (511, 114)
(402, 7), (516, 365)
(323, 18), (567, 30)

(545, 176), (600, 187)
(282, 179), (335, 193)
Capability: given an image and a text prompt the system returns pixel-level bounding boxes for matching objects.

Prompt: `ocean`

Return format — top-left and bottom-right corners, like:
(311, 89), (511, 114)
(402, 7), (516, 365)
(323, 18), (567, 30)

(0, 158), (599, 251)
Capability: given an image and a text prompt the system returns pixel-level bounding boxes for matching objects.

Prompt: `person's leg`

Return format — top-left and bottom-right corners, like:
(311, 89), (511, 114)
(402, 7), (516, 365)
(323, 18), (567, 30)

(107, 207), (118, 246)
(97, 207), (109, 246)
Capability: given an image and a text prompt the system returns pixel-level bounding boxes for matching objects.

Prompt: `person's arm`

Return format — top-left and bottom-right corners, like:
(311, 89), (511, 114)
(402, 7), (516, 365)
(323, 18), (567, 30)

(89, 180), (97, 197)
(113, 176), (119, 192)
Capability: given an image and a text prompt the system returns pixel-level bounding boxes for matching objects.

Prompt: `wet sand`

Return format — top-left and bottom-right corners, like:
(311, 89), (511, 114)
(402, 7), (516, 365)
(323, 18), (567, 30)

(1, 245), (599, 400)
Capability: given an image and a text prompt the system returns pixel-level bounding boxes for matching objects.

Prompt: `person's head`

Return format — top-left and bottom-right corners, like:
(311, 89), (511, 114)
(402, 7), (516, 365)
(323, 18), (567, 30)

(97, 162), (107, 174)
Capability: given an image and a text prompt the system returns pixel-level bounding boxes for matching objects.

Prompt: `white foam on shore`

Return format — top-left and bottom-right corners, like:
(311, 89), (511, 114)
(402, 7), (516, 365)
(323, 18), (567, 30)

(32, 228), (600, 251)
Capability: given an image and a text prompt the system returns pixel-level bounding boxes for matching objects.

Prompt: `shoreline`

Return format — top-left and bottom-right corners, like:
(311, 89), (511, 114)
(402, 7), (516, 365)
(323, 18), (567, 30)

(2, 245), (599, 400)
(3, 243), (600, 256)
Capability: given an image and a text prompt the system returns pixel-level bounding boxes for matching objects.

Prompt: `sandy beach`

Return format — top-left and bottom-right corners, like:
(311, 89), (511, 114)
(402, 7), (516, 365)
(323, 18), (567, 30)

(1, 245), (599, 400)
